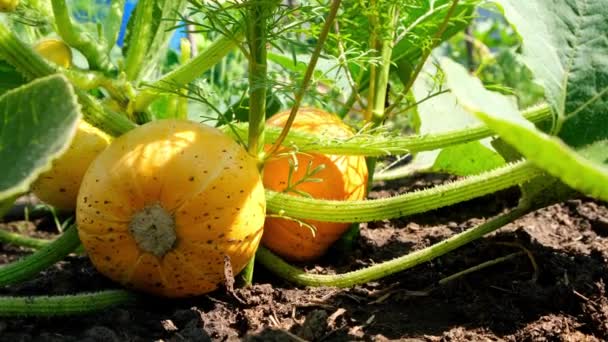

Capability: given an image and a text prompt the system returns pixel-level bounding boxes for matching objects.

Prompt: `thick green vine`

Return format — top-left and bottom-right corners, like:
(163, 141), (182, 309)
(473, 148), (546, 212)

(0, 229), (50, 249)
(257, 205), (529, 287)
(266, 161), (542, 222)
(50, 0), (115, 74)
(0, 225), (80, 287)
(0, 290), (136, 316)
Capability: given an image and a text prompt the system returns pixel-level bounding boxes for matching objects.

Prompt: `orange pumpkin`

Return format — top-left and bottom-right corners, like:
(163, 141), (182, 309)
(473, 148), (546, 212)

(76, 119), (266, 297)
(262, 108), (368, 261)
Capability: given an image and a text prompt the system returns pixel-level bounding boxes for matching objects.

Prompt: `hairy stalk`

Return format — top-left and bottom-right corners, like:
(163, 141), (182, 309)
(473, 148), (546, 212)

(265, 160), (542, 222)
(123, 0), (155, 81)
(0, 225), (80, 286)
(0, 290), (137, 316)
(265, 0), (342, 158)
(64, 69), (130, 104)
(134, 29), (245, 112)
(246, 0), (270, 161)
(177, 38), (191, 120)
(0, 23), (55, 78)
(0, 24), (136, 136)
(365, 0), (378, 122)
(257, 206), (529, 287)
(225, 103), (552, 156)
(50, 0), (114, 73)
(0, 22), (127, 103)
(345, 3), (400, 252)
(0, 229), (50, 249)
(76, 89), (137, 137)
(240, 0), (274, 286)
(386, 0), (460, 115)
(370, 4), (399, 124)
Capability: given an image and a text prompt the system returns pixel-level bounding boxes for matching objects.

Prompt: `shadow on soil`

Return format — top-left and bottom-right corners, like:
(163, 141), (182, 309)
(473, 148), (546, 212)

(2, 175), (608, 340)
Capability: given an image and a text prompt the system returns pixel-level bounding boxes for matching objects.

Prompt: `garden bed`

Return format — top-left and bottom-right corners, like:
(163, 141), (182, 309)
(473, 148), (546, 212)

(2, 176), (608, 341)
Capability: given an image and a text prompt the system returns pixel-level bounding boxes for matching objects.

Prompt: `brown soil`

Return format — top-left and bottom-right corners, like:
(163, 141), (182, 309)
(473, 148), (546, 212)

(2, 176), (608, 341)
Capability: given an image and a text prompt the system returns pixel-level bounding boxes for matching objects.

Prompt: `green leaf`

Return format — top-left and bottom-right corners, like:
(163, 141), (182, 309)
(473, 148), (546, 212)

(496, 0), (608, 146)
(432, 141), (505, 176)
(442, 58), (608, 201)
(138, 0), (188, 81)
(103, 0), (126, 51)
(393, 0), (479, 63)
(0, 75), (81, 201)
(0, 61), (26, 96)
(395, 60), (505, 176)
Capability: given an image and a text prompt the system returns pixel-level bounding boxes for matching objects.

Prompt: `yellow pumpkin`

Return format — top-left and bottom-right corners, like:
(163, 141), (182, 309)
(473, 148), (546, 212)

(34, 39), (73, 68)
(31, 121), (111, 211)
(76, 119), (266, 297)
(0, 0), (18, 12)
(262, 108), (368, 261)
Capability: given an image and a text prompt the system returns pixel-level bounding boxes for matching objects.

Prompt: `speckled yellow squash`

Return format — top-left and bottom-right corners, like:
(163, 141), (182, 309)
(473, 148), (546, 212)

(0, 0), (18, 12)
(34, 39), (73, 68)
(30, 38), (93, 211)
(76, 119), (266, 297)
(31, 121), (111, 211)
(262, 108), (368, 261)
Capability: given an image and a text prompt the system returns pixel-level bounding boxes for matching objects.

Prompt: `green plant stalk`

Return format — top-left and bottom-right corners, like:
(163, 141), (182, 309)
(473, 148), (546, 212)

(0, 225), (80, 286)
(265, 0), (342, 158)
(0, 290), (137, 316)
(437, 251), (524, 286)
(0, 23), (55, 78)
(371, 4), (399, 125)
(0, 21), (127, 103)
(64, 69), (130, 104)
(365, 0), (379, 122)
(76, 89), (137, 137)
(134, 30), (245, 112)
(246, 0), (269, 161)
(266, 160), (542, 222)
(257, 205), (529, 287)
(225, 103), (552, 156)
(136, 0), (188, 82)
(177, 38), (191, 120)
(386, 0), (460, 115)
(0, 229), (50, 249)
(346, 3), (399, 253)
(123, 0), (155, 81)
(0, 23), (137, 136)
(50, 0), (114, 73)
(240, 0), (273, 286)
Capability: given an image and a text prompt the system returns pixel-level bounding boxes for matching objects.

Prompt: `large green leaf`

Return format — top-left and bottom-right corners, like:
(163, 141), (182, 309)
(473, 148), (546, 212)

(382, 60), (505, 178)
(442, 58), (608, 201)
(496, 0), (608, 147)
(0, 75), (81, 201)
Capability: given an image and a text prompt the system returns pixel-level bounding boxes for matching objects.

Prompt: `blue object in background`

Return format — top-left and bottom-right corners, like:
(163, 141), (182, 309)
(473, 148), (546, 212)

(116, 0), (187, 51)
(116, 0), (137, 47)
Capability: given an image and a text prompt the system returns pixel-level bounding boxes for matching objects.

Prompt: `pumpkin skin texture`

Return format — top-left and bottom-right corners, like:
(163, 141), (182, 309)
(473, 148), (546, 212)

(262, 108), (368, 261)
(34, 39), (73, 68)
(76, 119), (266, 297)
(0, 0), (18, 12)
(32, 121), (111, 211)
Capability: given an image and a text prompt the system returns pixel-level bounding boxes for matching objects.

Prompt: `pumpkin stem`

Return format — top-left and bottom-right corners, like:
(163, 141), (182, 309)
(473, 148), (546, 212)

(129, 203), (176, 257)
